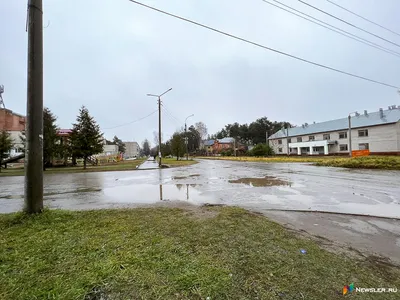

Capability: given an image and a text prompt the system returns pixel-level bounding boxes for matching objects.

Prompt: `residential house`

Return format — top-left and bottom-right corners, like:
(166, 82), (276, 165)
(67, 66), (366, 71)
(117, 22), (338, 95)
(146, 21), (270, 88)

(213, 137), (235, 153)
(203, 140), (215, 155)
(268, 106), (400, 155)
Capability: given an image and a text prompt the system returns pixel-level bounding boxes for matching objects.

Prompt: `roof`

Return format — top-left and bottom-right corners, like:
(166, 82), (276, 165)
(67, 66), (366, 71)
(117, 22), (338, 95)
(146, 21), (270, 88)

(57, 129), (72, 136)
(204, 140), (215, 146)
(217, 137), (235, 143)
(268, 108), (400, 139)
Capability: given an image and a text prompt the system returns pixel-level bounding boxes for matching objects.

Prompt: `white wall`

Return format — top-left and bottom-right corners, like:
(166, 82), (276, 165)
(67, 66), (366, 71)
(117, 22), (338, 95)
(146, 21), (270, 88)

(269, 122), (400, 154)
(102, 145), (118, 155)
(7, 131), (24, 157)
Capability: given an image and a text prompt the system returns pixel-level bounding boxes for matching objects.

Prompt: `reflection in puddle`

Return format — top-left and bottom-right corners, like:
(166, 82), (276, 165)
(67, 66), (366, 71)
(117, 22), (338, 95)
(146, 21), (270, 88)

(103, 184), (208, 203)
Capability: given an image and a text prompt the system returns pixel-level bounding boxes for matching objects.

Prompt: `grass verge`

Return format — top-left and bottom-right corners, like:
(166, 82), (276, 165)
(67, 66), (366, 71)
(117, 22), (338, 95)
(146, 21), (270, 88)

(1, 207), (398, 299)
(198, 156), (400, 170)
(0, 159), (146, 177)
(161, 157), (199, 167)
(314, 156), (400, 170)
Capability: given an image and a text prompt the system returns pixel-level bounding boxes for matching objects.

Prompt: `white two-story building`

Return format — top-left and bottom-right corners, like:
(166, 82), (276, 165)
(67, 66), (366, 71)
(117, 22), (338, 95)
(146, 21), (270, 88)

(268, 106), (400, 155)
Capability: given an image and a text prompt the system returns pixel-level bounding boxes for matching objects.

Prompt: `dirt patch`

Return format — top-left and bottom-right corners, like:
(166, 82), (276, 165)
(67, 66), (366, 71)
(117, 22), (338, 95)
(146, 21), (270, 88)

(172, 176), (187, 180)
(229, 176), (288, 187)
(172, 174), (200, 180)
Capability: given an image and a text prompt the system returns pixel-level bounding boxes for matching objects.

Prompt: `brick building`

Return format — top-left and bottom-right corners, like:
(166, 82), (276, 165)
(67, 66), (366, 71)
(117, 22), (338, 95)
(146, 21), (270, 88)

(0, 108), (26, 156)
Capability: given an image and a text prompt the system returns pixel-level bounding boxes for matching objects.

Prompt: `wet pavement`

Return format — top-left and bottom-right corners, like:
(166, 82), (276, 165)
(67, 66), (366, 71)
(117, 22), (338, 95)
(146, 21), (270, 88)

(137, 157), (159, 169)
(1, 159), (399, 261)
(1, 159), (400, 217)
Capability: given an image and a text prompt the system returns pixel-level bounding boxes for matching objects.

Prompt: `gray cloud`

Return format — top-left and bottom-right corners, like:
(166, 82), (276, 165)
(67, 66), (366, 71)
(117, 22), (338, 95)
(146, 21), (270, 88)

(2, 0), (400, 145)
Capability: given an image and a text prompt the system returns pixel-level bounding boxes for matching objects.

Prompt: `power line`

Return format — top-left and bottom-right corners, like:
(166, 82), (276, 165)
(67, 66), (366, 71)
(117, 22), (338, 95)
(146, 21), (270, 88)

(297, 0), (400, 49)
(325, 0), (400, 37)
(262, 0), (400, 58)
(103, 109), (158, 130)
(127, 0), (399, 89)
(161, 103), (182, 125)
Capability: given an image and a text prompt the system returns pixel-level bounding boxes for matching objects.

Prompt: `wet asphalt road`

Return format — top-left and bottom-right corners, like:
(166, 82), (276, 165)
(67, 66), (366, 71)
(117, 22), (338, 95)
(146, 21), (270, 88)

(1, 159), (399, 262)
(1, 159), (399, 217)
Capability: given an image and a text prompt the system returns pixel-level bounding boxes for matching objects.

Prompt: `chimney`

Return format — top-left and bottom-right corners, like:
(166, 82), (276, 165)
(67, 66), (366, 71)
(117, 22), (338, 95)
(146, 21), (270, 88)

(364, 110), (368, 116)
(313, 121), (316, 124)
(388, 106), (392, 110)
(379, 108), (384, 118)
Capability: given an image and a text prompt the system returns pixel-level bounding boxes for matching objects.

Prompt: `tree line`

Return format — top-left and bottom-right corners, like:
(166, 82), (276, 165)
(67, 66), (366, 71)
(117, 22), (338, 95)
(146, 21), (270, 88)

(141, 122), (208, 160)
(0, 106), (106, 170)
(210, 117), (292, 145)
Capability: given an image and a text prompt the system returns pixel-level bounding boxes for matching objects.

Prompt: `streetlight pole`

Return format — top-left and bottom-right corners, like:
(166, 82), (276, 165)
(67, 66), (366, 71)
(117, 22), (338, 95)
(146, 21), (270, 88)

(185, 114), (194, 160)
(348, 111), (359, 157)
(147, 88), (172, 167)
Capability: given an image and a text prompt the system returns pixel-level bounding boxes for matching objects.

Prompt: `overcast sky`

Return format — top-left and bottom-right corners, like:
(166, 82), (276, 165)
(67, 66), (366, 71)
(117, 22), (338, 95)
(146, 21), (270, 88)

(2, 0), (400, 145)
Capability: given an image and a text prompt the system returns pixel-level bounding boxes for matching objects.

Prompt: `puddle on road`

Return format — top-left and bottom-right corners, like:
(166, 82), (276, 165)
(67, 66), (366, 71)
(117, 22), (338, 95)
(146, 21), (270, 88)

(229, 176), (289, 187)
(102, 184), (210, 204)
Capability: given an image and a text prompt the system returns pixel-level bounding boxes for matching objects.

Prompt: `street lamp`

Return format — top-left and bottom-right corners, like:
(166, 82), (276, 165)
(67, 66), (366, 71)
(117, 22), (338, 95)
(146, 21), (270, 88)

(147, 88), (172, 167)
(185, 114), (194, 160)
(348, 111), (360, 157)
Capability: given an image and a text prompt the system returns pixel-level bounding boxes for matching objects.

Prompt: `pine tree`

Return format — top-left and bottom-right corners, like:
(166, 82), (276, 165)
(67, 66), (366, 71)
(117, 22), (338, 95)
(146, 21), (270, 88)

(70, 106), (103, 169)
(170, 132), (185, 160)
(142, 139), (151, 156)
(0, 130), (13, 172)
(19, 108), (60, 170)
(113, 135), (126, 153)
(43, 108), (59, 170)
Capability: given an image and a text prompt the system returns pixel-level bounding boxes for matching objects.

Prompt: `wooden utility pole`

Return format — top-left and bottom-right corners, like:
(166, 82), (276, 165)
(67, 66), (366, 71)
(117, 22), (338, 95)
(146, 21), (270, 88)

(158, 97), (162, 167)
(25, 0), (44, 213)
(348, 115), (352, 157)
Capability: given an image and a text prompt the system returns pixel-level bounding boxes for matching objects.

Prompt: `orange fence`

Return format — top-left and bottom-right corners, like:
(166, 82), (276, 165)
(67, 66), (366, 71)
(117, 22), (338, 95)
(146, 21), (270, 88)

(352, 150), (370, 157)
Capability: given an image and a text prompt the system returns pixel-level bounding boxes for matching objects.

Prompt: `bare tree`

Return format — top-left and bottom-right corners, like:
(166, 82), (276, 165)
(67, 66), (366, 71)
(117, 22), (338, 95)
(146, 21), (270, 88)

(195, 122), (208, 149)
(153, 131), (165, 146)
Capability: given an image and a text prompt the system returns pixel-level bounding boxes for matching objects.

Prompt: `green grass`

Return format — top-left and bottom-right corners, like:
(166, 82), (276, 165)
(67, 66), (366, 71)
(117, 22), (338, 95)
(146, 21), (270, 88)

(0, 207), (398, 299)
(0, 159), (146, 177)
(161, 157), (199, 167)
(198, 156), (400, 170)
(314, 156), (400, 170)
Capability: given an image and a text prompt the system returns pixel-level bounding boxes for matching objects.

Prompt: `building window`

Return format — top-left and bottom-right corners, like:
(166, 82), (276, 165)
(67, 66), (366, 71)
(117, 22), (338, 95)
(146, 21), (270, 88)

(323, 134), (330, 140)
(297, 137), (302, 142)
(339, 144), (348, 151)
(278, 139), (282, 144)
(358, 129), (368, 137)
(339, 132), (348, 139)
(278, 148), (283, 153)
(309, 135), (315, 141)
(288, 138), (291, 143)
(359, 143), (369, 150)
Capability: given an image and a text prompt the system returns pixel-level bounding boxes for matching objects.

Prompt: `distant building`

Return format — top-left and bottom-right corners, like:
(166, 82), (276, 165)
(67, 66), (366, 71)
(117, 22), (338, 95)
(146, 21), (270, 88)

(203, 140), (215, 155)
(202, 137), (240, 155)
(124, 141), (140, 158)
(0, 108), (25, 157)
(268, 106), (400, 155)
(213, 137), (235, 152)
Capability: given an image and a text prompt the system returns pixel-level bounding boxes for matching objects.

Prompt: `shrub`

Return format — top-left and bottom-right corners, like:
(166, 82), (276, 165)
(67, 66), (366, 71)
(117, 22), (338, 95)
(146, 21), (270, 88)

(250, 144), (274, 157)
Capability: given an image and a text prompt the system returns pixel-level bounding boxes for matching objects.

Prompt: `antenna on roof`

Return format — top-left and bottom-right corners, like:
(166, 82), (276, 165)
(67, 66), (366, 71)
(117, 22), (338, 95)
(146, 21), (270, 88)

(0, 85), (5, 109)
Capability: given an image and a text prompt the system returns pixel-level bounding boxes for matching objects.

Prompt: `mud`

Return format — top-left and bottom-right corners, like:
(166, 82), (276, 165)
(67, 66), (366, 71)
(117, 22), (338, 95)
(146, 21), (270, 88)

(229, 176), (289, 187)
